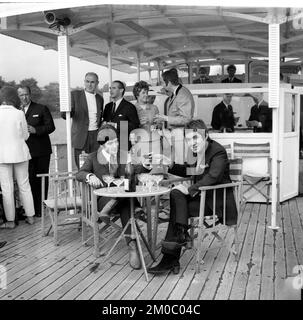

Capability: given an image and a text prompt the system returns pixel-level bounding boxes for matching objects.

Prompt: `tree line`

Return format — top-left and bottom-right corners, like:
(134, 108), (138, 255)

(0, 76), (82, 118)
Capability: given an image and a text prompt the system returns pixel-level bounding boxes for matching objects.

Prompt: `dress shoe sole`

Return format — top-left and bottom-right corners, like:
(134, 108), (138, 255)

(161, 240), (191, 250)
(147, 265), (180, 275)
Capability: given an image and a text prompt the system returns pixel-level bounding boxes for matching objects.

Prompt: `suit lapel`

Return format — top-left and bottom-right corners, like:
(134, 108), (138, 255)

(25, 102), (34, 120)
(81, 90), (89, 118)
(167, 85), (182, 110)
(113, 99), (124, 118)
(96, 94), (103, 126)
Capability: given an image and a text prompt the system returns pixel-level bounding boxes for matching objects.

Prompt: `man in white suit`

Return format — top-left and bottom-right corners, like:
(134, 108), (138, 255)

(0, 86), (35, 228)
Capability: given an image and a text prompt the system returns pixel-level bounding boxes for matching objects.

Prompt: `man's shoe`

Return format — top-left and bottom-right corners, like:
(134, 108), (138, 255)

(147, 254), (180, 275)
(25, 217), (35, 225)
(34, 213), (42, 218)
(128, 240), (141, 270)
(161, 224), (192, 250)
(0, 222), (16, 229)
(0, 241), (7, 249)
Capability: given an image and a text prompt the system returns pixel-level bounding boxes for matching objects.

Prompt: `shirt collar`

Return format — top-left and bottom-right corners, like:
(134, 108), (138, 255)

(258, 99), (264, 107)
(113, 97), (123, 108)
(84, 90), (96, 97)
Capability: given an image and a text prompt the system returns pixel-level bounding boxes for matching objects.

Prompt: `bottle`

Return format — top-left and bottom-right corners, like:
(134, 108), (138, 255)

(124, 152), (136, 192)
(79, 151), (88, 168)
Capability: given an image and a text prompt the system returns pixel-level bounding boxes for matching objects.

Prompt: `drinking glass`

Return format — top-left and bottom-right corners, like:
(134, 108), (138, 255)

(103, 175), (114, 192)
(113, 176), (124, 191)
(138, 173), (148, 191)
(153, 175), (164, 190)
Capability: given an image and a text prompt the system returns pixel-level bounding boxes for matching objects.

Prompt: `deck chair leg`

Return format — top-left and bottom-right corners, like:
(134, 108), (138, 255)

(93, 219), (99, 258)
(41, 204), (46, 236)
(196, 191), (206, 273)
(233, 225), (239, 261)
(53, 210), (59, 246)
(82, 218), (87, 245)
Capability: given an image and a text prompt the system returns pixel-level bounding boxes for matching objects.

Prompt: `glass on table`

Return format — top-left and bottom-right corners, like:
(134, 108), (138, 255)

(103, 175), (115, 192)
(153, 174), (164, 190)
(113, 176), (124, 191)
(138, 173), (149, 191)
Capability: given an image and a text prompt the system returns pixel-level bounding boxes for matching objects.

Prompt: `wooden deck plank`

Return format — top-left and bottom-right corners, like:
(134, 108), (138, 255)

(214, 202), (252, 300)
(0, 231), (81, 298)
(245, 203), (267, 300)
(198, 229), (235, 300)
(61, 244), (128, 300)
(229, 203), (260, 300)
(1, 198), (301, 301)
(259, 204), (275, 300)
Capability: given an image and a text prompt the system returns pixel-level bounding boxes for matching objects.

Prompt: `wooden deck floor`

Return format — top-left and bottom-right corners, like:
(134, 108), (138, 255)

(0, 197), (303, 300)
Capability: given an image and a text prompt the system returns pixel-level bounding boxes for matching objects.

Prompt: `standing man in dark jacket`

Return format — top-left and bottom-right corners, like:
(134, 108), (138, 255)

(211, 93), (236, 132)
(18, 86), (55, 217)
(248, 91), (272, 133)
(61, 72), (104, 168)
(102, 80), (140, 152)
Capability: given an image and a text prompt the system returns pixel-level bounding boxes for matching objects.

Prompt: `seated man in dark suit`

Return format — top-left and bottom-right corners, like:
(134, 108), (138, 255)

(76, 124), (150, 270)
(193, 67), (213, 84)
(148, 119), (238, 275)
(248, 92), (272, 132)
(221, 64), (242, 83)
(211, 93), (236, 132)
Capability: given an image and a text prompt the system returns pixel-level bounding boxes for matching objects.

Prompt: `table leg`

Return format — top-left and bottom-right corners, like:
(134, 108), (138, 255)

(135, 220), (156, 261)
(152, 195), (160, 254)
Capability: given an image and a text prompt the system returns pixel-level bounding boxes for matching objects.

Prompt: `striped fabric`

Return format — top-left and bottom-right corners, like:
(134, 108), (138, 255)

(229, 158), (243, 182)
(233, 142), (270, 158)
(222, 144), (232, 159)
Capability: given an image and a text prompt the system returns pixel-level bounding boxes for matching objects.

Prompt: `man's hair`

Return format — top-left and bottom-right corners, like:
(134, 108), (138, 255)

(133, 80), (149, 99)
(0, 86), (21, 108)
(17, 85), (31, 95)
(185, 119), (209, 135)
(198, 67), (208, 74)
(85, 72), (99, 81)
(97, 124), (118, 145)
(162, 68), (180, 86)
(113, 80), (126, 96)
(227, 64), (236, 71)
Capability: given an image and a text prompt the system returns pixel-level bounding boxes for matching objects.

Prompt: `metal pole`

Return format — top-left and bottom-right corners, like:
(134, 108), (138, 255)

(268, 22), (280, 230)
(108, 41), (112, 88)
(58, 32), (73, 196)
(137, 51), (141, 81)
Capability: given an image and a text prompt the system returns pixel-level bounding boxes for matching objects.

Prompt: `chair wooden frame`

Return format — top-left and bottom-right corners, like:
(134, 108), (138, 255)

(38, 171), (82, 245)
(190, 158), (243, 273)
(81, 183), (122, 257)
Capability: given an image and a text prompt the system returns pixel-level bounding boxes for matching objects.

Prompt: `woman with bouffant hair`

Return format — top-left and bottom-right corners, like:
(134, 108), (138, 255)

(0, 86), (35, 228)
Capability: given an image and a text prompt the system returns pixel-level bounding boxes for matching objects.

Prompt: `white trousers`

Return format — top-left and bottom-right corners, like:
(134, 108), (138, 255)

(0, 161), (35, 221)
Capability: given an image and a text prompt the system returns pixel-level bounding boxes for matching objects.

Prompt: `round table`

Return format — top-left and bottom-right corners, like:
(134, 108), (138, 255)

(94, 185), (170, 281)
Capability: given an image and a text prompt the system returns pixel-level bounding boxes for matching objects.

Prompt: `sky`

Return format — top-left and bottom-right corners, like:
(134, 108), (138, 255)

(0, 34), (150, 89)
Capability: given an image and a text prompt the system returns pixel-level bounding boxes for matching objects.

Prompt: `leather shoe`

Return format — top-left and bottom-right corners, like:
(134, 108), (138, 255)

(147, 254), (180, 274)
(128, 240), (141, 270)
(25, 217), (35, 225)
(161, 224), (192, 250)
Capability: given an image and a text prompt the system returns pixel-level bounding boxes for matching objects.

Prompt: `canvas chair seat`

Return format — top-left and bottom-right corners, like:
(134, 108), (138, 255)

(44, 197), (82, 210)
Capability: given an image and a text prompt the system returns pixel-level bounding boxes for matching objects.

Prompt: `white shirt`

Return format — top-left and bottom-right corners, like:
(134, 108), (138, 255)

(21, 102), (30, 114)
(85, 90), (98, 131)
(113, 97), (123, 112)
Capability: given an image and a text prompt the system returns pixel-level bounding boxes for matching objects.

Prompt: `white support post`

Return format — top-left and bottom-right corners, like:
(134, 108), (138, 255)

(137, 52), (141, 81)
(108, 41), (112, 89)
(157, 60), (161, 85)
(188, 62), (193, 84)
(58, 32), (73, 198)
(268, 22), (280, 230)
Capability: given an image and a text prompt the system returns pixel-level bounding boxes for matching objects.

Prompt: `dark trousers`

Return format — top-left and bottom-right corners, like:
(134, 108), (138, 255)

(74, 130), (99, 168)
(162, 189), (200, 259)
(28, 154), (51, 216)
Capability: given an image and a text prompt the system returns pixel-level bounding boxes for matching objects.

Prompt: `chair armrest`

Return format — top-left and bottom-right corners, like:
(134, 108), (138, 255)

(37, 171), (78, 178)
(199, 182), (241, 192)
(161, 174), (193, 187)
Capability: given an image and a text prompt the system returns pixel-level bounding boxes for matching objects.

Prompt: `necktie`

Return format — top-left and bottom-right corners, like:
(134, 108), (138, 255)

(111, 102), (116, 120)
(109, 154), (118, 176)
